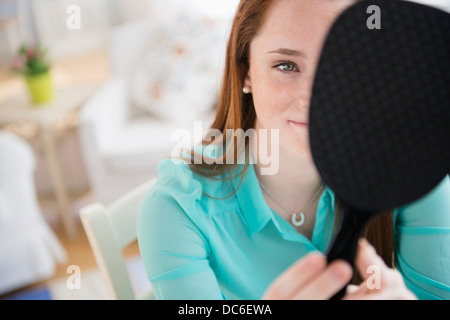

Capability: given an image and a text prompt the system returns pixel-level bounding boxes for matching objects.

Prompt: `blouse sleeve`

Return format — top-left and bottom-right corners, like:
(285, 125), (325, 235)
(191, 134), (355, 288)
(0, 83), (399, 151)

(394, 175), (450, 300)
(137, 160), (224, 300)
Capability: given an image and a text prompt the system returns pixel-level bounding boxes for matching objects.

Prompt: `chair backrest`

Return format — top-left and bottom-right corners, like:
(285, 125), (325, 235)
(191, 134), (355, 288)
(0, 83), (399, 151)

(79, 177), (157, 300)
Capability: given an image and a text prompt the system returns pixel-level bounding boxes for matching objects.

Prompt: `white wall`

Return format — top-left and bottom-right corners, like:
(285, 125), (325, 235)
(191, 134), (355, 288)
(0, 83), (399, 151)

(7, 0), (239, 62)
(31, 0), (110, 61)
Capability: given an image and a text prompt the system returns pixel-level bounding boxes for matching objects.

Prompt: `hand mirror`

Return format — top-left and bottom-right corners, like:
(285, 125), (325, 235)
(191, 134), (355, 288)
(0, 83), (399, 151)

(308, 0), (450, 299)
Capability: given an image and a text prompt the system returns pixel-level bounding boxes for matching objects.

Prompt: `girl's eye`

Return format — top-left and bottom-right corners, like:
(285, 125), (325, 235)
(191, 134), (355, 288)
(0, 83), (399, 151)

(274, 62), (299, 73)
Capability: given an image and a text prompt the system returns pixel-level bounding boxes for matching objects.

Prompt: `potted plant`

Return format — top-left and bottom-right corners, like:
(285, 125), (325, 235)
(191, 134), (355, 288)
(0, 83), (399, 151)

(10, 44), (53, 105)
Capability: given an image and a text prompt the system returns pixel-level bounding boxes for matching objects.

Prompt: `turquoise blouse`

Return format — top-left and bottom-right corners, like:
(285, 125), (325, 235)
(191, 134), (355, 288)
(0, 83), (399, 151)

(137, 158), (450, 300)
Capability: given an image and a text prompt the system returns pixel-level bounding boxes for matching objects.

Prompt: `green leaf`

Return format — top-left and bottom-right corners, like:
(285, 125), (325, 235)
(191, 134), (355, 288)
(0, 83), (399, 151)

(27, 59), (49, 75)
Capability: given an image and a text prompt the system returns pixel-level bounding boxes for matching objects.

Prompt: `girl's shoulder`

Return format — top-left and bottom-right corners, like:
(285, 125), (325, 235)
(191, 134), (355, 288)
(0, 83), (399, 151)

(395, 175), (450, 227)
(141, 156), (240, 216)
(141, 158), (202, 214)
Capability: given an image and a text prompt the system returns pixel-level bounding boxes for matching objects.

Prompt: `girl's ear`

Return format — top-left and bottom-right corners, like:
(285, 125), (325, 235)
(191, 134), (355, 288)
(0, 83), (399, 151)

(240, 62), (252, 91)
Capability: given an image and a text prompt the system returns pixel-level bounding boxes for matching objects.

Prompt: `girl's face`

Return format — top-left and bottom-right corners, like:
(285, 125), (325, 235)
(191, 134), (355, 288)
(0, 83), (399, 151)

(245, 0), (355, 159)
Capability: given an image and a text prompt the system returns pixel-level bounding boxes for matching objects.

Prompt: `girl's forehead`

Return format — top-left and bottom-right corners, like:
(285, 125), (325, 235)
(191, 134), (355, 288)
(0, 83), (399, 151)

(257, 0), (354, 36)
(251, 0), (354, 55)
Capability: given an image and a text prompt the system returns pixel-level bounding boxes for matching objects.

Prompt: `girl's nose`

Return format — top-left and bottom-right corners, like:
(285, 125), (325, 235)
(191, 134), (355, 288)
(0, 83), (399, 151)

(298, 93), (311, 106)
(299, 72), (316, 109)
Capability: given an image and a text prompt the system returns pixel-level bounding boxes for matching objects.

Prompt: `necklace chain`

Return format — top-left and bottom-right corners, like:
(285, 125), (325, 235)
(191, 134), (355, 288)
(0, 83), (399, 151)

(257, 178), (325, 228)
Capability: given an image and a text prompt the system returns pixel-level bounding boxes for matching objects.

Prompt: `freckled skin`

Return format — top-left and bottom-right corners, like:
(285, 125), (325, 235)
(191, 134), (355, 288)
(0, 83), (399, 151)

(245, 0), (354, 160)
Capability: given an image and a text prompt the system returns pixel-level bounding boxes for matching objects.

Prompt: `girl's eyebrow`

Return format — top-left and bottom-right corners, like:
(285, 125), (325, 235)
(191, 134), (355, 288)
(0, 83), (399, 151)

(267, 48), (308, 59)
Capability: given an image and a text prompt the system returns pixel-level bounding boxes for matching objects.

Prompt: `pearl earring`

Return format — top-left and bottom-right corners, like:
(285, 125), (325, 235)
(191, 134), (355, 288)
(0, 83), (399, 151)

(243, 86), (250, 94)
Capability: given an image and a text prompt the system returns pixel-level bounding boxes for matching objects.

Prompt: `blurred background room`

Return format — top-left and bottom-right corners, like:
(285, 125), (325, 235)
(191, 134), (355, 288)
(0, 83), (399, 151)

(0, 0), (239, 300)
(0, 0), (449, 300)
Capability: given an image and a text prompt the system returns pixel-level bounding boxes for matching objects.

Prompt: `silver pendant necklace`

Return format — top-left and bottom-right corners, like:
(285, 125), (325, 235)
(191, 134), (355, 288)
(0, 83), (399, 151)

(258, 178), (325, 228)
(291, 212), (306, 227)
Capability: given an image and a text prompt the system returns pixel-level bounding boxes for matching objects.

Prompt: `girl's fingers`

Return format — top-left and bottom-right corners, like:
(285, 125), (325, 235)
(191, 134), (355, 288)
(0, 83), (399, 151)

(343, 239), (388, 300)
(345, 284), (361, 295)
(263, 251), (326, 300)
(351, 238), (417, 300)
(291, 260), (353, 300)
(356, 238), (404, 289)
(355, 238), (387, 285)
(348, 289), (417, 300)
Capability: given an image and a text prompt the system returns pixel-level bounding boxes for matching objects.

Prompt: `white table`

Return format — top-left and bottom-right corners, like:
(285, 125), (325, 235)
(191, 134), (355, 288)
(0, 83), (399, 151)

(0, 85), (97, 240)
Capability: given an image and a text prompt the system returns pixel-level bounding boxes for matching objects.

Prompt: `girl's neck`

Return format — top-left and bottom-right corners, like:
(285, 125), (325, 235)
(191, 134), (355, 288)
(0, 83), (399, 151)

(254, 148), (323, 240)
(254, 146), (322, 201)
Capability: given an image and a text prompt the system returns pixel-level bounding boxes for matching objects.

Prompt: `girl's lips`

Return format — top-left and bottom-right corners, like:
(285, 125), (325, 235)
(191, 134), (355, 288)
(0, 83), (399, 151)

(288, 120), (308, 127)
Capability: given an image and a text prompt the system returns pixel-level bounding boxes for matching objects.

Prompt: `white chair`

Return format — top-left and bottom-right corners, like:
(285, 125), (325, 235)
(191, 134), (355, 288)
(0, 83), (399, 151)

(0, 131), (67, 295)
(79, 177), (157, 300)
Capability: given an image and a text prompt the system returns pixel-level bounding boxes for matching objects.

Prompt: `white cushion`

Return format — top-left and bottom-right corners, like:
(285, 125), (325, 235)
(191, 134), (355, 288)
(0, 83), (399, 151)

(102, 113), (214, 172)
(0, 132), (66, 294)
(0, 132), (35, 177)
(127, 9), (227, 122)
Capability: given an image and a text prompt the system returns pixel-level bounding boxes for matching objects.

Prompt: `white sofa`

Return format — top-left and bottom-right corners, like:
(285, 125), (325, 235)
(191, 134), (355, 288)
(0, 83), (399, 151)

(0, 131), (66, 295)
(78, 10), (228, 204)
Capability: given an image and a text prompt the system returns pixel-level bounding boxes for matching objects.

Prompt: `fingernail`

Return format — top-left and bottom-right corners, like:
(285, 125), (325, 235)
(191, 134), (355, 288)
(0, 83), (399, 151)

(359, 240), (377, 267)
(306, 252), (324, 269)
(359, 238), (375, 254)
(359, 238), (369, 248)
(330, 262), (352, 281)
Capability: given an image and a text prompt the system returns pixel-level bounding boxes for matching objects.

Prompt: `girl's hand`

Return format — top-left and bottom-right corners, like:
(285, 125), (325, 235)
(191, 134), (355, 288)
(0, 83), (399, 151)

(263, 239), (416, 300)
(343, 239), (417, 300)
(262, 251), (353, 300)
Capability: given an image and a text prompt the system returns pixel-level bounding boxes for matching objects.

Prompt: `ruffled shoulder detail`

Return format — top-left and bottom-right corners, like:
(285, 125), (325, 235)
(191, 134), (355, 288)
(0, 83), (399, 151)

(149, 158), (204, 215)
(147, 155), (237, 216)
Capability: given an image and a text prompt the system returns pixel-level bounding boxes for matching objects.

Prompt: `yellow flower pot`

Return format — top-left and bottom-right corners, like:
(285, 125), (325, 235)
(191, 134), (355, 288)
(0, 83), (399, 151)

(25, 71), (53, 105)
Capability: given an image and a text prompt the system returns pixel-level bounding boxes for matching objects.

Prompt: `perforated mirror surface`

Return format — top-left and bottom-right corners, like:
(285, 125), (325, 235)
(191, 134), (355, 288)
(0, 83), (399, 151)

(309, 0), (450, 211)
